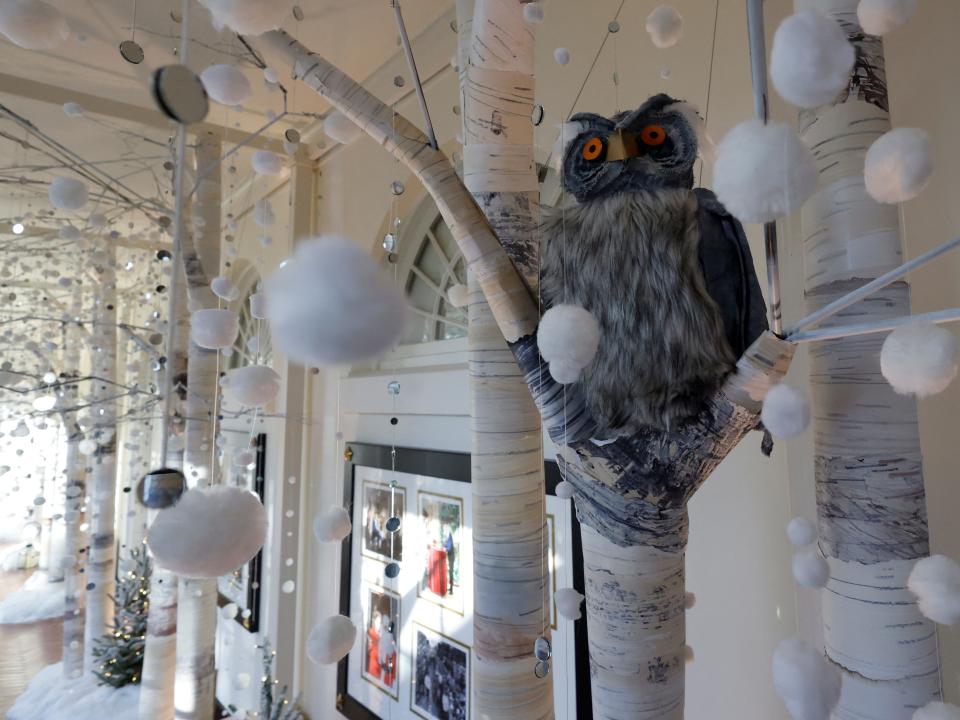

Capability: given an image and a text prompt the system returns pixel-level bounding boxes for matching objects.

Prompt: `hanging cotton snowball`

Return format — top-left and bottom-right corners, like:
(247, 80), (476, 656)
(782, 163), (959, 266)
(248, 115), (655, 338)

(251, 150), (284, 176)
(761, 384), (811, 439)
(447, 283), (469, 309)
(523, 2), (544, 23)
(307, 615), (357, 665)
(232, 447), (255, 469)
(313, 506), (352, 543)
(772, 638), (842, 720)
(857, 0), (917, 36)
(864, 128), (933, 204)
(770, 10), (854, 109)
(253, 198), (275, 227)
(78, 438), (97, 455)
(646, 6), (684, 49)
(265, 236), (407, 366)
(197, 0), (294, 35)
(880, 323), (958, 397)
(685, 592), (697, 609)
(48, 177), (89, 211)
(555, 480), (575, 499)
(553, 47), (571, 66)
(222, 365), (280, 407)
(908, 555), (960, 625)
(538, 304), (600, 385)
(713, 120), (817, 224)
(211, 275), (240, 301)
(555, 588), (585, 620)
(0, 0), (69, 50)
(793, 551), (830, 589)
(249, 292), (267, 319)
(63, 102), (83, 117)
(324, 111), (362, 145)
(914, 701), (960, 720)
(220, 602), (239, 619)
(190, 308), (240, 350)
(263, 66), (279, 83)
(200, 64), (252, 106)
(787, 517), (817, 548)
(147, 486), (267, 578)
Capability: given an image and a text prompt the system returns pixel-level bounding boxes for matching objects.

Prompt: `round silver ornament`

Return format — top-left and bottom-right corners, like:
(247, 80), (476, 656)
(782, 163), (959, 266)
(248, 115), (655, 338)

(137, 467), (187, 509)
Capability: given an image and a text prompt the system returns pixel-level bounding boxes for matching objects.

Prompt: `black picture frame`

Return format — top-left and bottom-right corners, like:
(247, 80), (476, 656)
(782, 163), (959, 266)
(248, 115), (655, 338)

(337, 442), (592, 720)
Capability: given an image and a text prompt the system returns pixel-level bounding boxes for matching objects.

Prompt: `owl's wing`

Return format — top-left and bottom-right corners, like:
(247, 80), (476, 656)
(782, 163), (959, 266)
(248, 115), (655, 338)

(694, 188), (769, 358)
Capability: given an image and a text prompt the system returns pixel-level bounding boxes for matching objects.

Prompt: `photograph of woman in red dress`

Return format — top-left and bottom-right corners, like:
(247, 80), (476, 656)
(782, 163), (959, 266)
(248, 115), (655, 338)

(362, 586), (400, 699)
(417, 492), (463, 613)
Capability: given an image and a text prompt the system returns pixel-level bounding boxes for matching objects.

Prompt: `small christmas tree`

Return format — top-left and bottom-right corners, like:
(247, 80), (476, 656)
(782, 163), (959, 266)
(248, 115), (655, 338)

(256, 640), (304, 720)
(92, 546), (151, 688)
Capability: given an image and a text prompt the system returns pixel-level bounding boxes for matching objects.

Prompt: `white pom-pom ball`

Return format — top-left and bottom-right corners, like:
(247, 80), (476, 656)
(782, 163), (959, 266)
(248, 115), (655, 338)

(313, 506), (352, 543)
(914, 702), (960, 720)
(200, 64), (252, 106)
(646, 6), (684, 49)
(147, 486), (267, 578)
(222, 365), (280, 407)
(538, 304), (601, 385)
(447, 283), (469, 309)
(190, 308), (240, 350)
(880, 323), (958, 397)
(197, 0), (294, 35)
(858, 0), (917, 36)
(78, 439), (97, 456)
(864, 128), (933, 204)
(771, 10), (854, 109)
(324, 111), (362, 145)
(555, 481), (575, 499)
(251, 150), (284, 176)
(793, 551), (830, 589)
(48, 177), (89, 211)
(263, 66), (279, 83)
(0, 0), (69, 50)
(253, 198), (275, 227)
(908, 555), (960, 625)
(249, 292), (267, 319)
(772, 638), (842, 720)
(307, 615), (357, 665)
(761, 384), (811, 439)
(232, 447), (255, 468)
(553, 47), (570, 66)
(211, 275), (240, 302)
(63, 102), (83, 117)
(714, 119), (817, 224)
(555, 588), (585, 620)
(265, 236), (407, 366)
(523, 2), (543, 23)
(787, 517), (817, 548)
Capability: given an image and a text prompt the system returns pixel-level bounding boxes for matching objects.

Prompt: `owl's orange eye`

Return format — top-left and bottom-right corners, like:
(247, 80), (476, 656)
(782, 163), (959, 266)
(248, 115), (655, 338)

(640, 124), (667, 146)
(582, 137), (605, 161)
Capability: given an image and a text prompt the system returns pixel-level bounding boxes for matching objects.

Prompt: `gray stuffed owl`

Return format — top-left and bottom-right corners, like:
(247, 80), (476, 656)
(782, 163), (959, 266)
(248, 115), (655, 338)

(540, 93), (768, 437)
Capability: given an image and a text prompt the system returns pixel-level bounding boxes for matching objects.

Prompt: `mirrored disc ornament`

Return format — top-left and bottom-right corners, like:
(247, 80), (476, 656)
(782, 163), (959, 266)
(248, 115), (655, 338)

(386, 516), (401, 533)
(385, 562), (401, 579)
(119, 39), (144, 64)
(382, 233), (397, 253)
(390, 181), (405, 196)
(152, 65), (209, 125)
(137, 467), (187, 509)
(534, 660), (550, 678)
(534, 635), (552, 662)
(387, 380), (401, 396)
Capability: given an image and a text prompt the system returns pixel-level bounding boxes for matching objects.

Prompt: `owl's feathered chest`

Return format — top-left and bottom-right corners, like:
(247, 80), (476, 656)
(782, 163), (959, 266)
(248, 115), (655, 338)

(540, 189), (735, 436)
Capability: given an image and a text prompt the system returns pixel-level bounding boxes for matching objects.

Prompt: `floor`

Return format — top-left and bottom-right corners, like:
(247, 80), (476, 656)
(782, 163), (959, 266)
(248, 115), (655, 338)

(0, 545), (63, 717)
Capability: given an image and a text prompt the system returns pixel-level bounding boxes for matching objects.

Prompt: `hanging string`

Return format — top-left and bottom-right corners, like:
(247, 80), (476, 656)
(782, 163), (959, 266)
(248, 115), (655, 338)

(698, 0), (721, 188)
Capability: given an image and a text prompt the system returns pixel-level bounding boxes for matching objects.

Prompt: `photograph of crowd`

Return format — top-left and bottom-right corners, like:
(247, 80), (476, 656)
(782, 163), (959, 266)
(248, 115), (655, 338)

(362, 481), (404, 563)
(361, 586), (400, 699)
(411, 624), (469, 720)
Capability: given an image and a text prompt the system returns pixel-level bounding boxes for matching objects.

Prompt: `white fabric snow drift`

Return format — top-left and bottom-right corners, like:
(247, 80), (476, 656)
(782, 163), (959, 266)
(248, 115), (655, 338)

(7, 662), (139, 720)
(0, 571), (64, 624)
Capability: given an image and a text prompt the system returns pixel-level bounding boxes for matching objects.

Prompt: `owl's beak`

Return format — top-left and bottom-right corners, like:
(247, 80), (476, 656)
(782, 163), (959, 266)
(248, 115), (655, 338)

(605, 128), (645, 162)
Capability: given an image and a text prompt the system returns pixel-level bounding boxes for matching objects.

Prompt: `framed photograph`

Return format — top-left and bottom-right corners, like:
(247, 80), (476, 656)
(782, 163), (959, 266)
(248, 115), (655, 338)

(217, 430), (266, 633)
(417, 492), (464, 614)
(361, 480), (405, 564)
(410, 623), (470, 720)
(361, 584), (401, 700)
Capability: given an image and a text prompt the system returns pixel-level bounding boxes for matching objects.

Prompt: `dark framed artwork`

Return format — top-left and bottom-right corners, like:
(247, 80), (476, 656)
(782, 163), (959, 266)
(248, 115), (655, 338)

(336, 443), (592, 720)
(216, 430), (266, 633)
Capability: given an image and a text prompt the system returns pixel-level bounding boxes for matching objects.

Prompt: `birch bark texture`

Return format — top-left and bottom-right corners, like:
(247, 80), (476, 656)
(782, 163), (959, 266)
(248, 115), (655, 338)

(458, 1), (553, 717)
(794, 1), (941, 715)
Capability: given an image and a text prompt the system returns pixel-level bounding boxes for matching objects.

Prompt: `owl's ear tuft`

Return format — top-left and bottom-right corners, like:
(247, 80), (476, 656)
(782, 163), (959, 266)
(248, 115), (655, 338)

(665, 101), (715, 163)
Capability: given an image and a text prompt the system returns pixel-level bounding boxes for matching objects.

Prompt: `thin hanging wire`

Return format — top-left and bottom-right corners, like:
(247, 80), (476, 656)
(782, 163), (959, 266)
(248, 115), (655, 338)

(130, 0), (138, 42)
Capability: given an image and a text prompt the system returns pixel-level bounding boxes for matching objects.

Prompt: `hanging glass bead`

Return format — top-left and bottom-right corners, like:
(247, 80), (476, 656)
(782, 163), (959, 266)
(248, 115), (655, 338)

(390, 180), (406, 196)
(385, 562), (401, 579)
(383, 233), (397, 253)
(387, 380), (401, 396)
(386, 516), (401, 533)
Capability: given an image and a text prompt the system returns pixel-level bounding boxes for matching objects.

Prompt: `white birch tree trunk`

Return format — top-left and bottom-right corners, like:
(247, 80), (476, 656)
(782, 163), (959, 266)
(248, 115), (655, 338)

(795, 1), (941, 714)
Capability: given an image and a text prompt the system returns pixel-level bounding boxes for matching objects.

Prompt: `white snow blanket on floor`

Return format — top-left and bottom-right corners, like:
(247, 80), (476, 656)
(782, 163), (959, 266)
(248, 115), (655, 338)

(7, 663), (140, 720)
(0, 571), (65, 624)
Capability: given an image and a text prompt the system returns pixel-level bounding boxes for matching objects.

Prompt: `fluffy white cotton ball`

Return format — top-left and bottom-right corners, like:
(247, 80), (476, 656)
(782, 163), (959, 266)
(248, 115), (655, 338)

(555, 481), (575, 499)
(538, 305), (601, 385)
(787, 517), (817, 548)
(197, 0), (295, 36)
(48, 177), (89, 211)
(793, 551), (830, 589)
(222, 365), (280, 407)
(772, 638), (842, 720)
(646, 6), (684, 49)
(313, 506), (352, 543)
(220, 602), (239, 619)
(211, 275), (240, 301)
(553, 47), (571, 66)
(307, 615), (357, 664)
(447, 283), (469, 309)
(761, 384), (811, 439)
(253, 198), (275, 227)
(265, 236), (407, 366)
(0, 0), (69, 50)
(249, 292), (267, 319)
(263, 66), (279, 84)
(858, 0), (917, 36)
(59, 225), (80, 240)
(771, 10), (855, 109)
(864, 128), (933, 204)
(78, 439), (97, 456)
(555, 588), (585, 620)
(880, 323), (958, 397)
(251, 150), (284, 176)
(324, 111), (362, 145)
(914, 702), (960, 720)
(190, 308), (240, 350)
(200, 64), (252, 106)
(908, 555), (960, 625)
(63, 102), (83, 118)
(523, 2), (544, 23)
(146, 486), (267, 578)
(713, 120), (817, 224)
